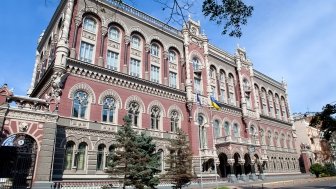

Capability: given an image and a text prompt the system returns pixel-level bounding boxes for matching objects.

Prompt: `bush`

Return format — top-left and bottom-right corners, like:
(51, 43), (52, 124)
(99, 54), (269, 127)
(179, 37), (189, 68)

(323, 163), (336, 176)
(310, 163), (324, 177)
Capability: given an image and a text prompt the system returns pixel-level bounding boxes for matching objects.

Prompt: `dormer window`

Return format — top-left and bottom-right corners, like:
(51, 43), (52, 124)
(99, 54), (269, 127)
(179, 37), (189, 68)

(83, 17), (96, 33)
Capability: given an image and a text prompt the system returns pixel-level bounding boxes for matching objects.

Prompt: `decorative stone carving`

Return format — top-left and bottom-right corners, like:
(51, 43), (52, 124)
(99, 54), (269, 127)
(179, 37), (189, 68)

(46, 72), (69, 100)
(19, 122), (29, 132)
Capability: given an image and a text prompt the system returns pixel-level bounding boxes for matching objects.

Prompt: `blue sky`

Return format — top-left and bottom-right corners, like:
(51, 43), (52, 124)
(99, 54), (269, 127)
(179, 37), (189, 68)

(0, 0), (335, 114)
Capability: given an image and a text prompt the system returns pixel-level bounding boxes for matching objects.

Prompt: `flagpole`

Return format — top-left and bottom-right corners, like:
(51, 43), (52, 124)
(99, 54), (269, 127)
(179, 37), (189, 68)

(197, 93), (203, 189)
(210, 106), (219, 189)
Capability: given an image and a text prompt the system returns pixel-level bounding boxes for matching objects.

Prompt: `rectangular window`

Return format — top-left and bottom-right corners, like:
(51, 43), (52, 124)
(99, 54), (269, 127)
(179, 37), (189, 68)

(211, 86), (216, 97)
(150, 65), (160, 83)
(194, 78), (202, 94)
(107, 51), (119, 71)
(220, 89), (225, 102)
(169, 72), (177, 88)
(80, 41), (94, 63)
(130, 58), (140, 77)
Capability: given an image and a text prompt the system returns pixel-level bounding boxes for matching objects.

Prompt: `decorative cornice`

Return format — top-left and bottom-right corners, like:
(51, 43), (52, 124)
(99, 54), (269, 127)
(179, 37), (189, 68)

(6, 108), (58, 123)
(254, 70), (284, 90)
(66, 58), (186, 102)
(260, 114), (292, 127)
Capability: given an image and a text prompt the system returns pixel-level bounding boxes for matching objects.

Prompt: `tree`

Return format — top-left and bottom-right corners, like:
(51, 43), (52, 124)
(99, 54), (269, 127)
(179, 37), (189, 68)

(164, 128), (193, 189)
(310, 103), (336, 141)
(119, 0), (253, 37)
(309, 163), (324, 178)
(131, 132), (160, 189)
(108, 115), (160, 189)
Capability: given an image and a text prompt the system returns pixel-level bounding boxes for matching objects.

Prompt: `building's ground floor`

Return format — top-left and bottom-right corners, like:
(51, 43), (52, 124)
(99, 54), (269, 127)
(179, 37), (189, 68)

(0, 122), (301, 189)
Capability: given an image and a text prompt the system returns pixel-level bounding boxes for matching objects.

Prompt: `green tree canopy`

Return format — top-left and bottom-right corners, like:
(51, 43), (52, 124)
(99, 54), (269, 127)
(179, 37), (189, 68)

(164, 128), (193, 189)
(108, 115), (160, 189)
(310, 103), (336, 141)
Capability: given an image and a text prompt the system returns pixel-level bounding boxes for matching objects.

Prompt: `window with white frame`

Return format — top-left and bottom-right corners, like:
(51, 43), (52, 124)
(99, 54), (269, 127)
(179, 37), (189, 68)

(150, 44), (159, 57)
(214, 120), (220, 138)
(192, 57), (200, 71)
(96, 144), (106, 170)
(220, 71), (225, 82)
(158, 149), (164, 172)
(169, 50), (176, 62)
(75, 142), (87, 170)
(131, 36), (140, 49)
(209, 67), (216, 79)
(170, 110), (179, 132)
(130, 58), (140, 77)
(102, 97), (115, 123)
(198, 114), (207, 149)
(128, 101), (140, 127)
(268, 92), (274, 117)
(233, 123), (239, 138)
(169, 72), (177, 88)
(108, 27), (119, 41)
(150, 65), (160, 83)
(224, 121), (230, 136)
(83, 17), (96, 33)
(194, 78), (202, 94)
(64, 141), (75, 170)
(72, 91), (88, 119)
(80, 42), (94, 63)
(220, 89), (225, 102)
(107, 51), (119, 71)
(211, 86), (216, 97)
(150, 106), (160, 130)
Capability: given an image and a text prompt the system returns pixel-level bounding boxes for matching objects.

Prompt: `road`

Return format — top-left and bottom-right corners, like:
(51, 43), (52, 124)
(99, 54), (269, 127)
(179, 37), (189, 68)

(239, 178), (336, 189)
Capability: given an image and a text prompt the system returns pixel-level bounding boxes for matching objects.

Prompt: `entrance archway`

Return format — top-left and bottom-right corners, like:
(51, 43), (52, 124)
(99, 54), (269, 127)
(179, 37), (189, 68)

(244, 153), (252, 175)
(0, 134), (38, 188)
(233, 153), (241, 177)
(218, 153), (230, 177)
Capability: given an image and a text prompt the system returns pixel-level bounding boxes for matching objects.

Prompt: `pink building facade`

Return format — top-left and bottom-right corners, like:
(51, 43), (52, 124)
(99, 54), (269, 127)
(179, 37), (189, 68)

(0, 0), (300, 188)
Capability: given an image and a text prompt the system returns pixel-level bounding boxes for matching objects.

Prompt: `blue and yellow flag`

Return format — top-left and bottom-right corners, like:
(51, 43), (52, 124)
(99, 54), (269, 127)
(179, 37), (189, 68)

(210, 96), (221, 110)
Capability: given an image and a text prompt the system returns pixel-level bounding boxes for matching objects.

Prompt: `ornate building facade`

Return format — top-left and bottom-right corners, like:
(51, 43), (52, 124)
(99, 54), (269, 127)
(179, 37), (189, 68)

(0, 0), (300, 188)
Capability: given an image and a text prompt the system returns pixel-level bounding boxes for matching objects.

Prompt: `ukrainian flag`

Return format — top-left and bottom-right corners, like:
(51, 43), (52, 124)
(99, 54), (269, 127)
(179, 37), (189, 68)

(210, 96), (221, 110)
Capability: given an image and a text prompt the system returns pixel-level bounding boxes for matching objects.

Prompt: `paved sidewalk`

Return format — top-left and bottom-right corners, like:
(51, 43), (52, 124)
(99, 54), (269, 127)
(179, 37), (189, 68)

(188, 174), (336, 189)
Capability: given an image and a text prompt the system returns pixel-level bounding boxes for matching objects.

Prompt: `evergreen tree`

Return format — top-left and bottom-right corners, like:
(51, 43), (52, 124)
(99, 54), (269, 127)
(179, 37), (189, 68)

(164, 129), (193, 189)
(131, 133), (160, 189)
(108, 115), (160, 189)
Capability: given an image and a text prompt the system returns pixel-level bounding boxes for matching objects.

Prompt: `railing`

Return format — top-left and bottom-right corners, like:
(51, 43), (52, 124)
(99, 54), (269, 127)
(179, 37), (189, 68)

(103, 0), (181, 36)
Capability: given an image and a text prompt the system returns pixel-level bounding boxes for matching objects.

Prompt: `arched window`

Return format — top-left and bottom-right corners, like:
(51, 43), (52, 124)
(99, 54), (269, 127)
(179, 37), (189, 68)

(83, 17), (96, 33)
(96, 144), (106, 170)
(233, 123), (239, 138)
(209, 66), (216, 79)
(261, 89), (268, 115)
(170, 110), (179, 132)
(128, 101), (140, 127)
(150, 44), (159, 57)
(102, 97), (115, 123)
(267, 130), (272, 146)
(169, 50), (176, 62)
(198, 114), (207, 149)
(158, 149), (164, 173)
(76, 142), (87, 170)
(274, 132), (279, 147)
(131, 35), (140, 49)
(220, 70), (225, 82)
(108, 27), (120, 41)
(224, 121), (230, 136)
(254, 85), (261, 113)
(228, 74), (236, 106)
(260, 129), (265, 145)
(106, 145), (115, 168)
(281, 97), (288, 121)
(150, 106), (160, 130)
(214, 120), (220, 138)
(64, 141), (75, 170)
(275, 95), (281, 119)
(72, 91), (88, 119)
(192, 57), (200, 71)
(268, 91), (274, 117)
(79, 41), (94, 63)
(243, 79), (251, 109)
